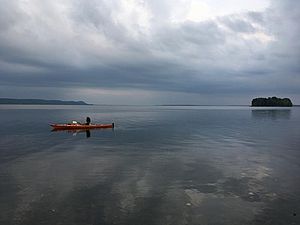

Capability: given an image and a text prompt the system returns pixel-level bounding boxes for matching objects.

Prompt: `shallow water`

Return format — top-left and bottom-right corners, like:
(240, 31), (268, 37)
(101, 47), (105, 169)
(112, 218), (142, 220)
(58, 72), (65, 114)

(0, 105), (299, 225)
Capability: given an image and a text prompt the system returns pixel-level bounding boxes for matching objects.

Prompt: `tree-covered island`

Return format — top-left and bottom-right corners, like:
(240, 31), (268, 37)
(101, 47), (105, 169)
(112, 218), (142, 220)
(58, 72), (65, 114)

(251, 97), (293, 107)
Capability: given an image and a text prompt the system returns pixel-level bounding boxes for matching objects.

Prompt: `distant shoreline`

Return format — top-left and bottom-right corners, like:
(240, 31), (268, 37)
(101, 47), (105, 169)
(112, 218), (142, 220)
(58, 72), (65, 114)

(0, 98), (91, 105)
(158, 104), (249, 106)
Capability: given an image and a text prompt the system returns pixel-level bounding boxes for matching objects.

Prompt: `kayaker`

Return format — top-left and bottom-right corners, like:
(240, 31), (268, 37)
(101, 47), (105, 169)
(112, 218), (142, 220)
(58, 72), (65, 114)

(86, 117), (91, 125)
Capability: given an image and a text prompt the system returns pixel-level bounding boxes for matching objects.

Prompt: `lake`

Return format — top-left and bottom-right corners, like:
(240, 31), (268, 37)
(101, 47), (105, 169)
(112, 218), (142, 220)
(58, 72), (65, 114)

(0, 105), (299, 225)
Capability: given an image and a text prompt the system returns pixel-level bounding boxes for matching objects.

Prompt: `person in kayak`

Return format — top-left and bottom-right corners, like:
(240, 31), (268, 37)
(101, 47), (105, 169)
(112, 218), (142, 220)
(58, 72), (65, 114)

(85, 117), (91, 125)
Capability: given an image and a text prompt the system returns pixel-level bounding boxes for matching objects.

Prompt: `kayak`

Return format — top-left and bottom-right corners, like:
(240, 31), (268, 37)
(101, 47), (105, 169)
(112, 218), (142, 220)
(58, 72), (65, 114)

(51, 122), (114, 130)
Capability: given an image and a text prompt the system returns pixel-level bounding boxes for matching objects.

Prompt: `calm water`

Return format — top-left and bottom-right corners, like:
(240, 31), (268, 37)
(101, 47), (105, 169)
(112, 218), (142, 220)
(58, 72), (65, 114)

(0, 105), (299, 225)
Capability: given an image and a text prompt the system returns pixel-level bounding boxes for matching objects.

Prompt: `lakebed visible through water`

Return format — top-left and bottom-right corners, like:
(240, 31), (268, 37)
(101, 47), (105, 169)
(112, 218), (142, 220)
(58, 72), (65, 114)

(0, 105), (299, 225)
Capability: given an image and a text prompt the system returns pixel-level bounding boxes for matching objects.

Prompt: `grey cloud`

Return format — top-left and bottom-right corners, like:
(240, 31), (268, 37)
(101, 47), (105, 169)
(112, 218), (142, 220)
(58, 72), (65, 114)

(246, 11), (264, 23)
(221, 16), (256, 33)
(0, 0), (299, 104)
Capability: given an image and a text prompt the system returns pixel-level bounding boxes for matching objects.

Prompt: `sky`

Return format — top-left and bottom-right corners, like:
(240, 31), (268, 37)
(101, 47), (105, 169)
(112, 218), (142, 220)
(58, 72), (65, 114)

(0, 0), (299, 105)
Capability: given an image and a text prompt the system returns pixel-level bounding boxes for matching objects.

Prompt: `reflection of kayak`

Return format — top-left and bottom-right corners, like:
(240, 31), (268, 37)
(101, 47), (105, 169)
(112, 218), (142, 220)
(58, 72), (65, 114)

(50, 123), (114, 130)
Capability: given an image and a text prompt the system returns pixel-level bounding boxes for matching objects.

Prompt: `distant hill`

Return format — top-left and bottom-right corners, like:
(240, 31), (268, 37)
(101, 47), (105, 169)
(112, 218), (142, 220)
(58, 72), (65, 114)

(251, 97), (293, 107)
(0, 98), (91, 105)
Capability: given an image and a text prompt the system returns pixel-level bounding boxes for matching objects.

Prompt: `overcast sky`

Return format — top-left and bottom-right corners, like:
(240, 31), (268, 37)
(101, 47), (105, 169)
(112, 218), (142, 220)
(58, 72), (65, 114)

(0, 0), (299, 104)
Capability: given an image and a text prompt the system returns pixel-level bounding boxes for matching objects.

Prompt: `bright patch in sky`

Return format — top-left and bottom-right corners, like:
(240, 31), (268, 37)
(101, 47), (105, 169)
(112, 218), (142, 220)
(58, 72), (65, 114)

(172, 0), (270, 22)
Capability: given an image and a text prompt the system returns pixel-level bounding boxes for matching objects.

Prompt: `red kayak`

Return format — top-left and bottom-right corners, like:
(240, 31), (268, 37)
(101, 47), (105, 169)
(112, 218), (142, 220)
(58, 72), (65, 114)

(51, 122), (114, 130)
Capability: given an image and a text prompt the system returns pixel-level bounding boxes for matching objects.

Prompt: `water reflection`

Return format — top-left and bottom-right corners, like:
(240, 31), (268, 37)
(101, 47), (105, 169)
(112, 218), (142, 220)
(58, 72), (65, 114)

(2, 143), (299, 225)
(51, 129), (113, 138)
(0, 106), (300, 225)
(86, 130), (90, 138)
(51, 129), (91, 138)
(251, 109), (291, 120)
